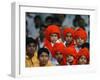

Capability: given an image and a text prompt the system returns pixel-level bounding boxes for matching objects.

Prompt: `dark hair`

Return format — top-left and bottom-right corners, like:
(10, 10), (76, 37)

(38, 48), (49, 58)
(26, 37), (37, 46)
(45, 16), (54, 22)
(34, 15), (41, 21)
(82, 42), (90, 49)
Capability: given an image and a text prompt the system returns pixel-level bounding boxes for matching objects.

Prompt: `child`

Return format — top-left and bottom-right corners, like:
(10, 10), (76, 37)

(44, 25), (62, 56)
(26, 37), (39, 67)
(77, 47), (89, 65)
(63, 27), (75, 47)
(74, 28), (87, 52)
(38, 48), (53, 66)
(52, 43), (66, 65)
(64, 47), (77, 65)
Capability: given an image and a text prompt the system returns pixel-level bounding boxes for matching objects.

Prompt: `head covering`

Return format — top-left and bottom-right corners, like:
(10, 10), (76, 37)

(53, 43), (65, 57)
(64, 47), (77, 65)
(44, 25), (61, 41)
(77, 48), (89, 62)
(74, 28), (87, 42)
(63, 27), (75, 40)
(53, 43), (66, 65)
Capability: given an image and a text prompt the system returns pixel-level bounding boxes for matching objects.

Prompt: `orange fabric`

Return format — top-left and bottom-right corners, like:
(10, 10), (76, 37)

(63, 27), (75, 47)
(53, 43), (66, 65)
(44, 25), (61, 41)
(74, 28), (87, 41)
(25, 51), (39, 67)
(77, 47), (89, 61)
(44, 39), (54, 55)
(44, 25), (61, 55)
(53, 43), (65, 57)
(63, 27), (75, 39)
(64, 47), (77, 65)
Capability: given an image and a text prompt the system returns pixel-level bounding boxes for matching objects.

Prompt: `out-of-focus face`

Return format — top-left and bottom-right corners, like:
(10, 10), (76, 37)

(65, 33), (73, 45)
(39, 52), (49, 66)
(26, 43), (36, 56)
(76, 38), (85, 46)
(50, 33), (58, 43)
(34, 17), (41, 25)
(55, 52), (63, 63)
(66, 55), (74, 63)
(78, 55), (87, 64)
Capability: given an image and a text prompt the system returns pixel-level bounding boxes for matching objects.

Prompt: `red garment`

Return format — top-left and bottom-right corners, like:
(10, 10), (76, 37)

(77, 47), (89, 63)
(53, 43), (66, 65)
(44, 39), (54, 55)
(63, 27), (75, 39)
(63, 28), (75, 47)
(44, 25), (61, 55)
(64, 47), (77, 65)
(44, 25), (61, 41)
(74, 28), (87, 42)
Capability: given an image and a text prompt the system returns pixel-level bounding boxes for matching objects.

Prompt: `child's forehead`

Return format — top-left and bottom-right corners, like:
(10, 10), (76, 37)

(50, 33), (58, 35)
(28, 43), (36, 46)
(40, 52), (49, 55)
(56, 52), (63, 54)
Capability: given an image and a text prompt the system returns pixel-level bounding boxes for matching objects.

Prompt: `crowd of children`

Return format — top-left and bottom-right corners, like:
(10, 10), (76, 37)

(26, 13), (89, 67)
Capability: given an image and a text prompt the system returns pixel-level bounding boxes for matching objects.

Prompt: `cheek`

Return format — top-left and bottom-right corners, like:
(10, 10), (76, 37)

(67, 56), (74, 61)
(79, 58), (87, 63)
(39, 57), (43, 61)
(55, 55), (63, 60)
(51, 36), (58, 40)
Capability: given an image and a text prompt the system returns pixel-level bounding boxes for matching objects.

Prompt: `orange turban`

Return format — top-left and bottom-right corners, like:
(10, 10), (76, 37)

(63, 27), (75, 40)
(53, 42), (65, 57)
(77, 48), (89, 61)
(44, 25), (61, 41)
(64, 47), (77, 65)
(74, 28), (87, 41)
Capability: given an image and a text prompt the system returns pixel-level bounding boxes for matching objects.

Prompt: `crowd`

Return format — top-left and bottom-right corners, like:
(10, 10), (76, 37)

(25, 13), (90, 67)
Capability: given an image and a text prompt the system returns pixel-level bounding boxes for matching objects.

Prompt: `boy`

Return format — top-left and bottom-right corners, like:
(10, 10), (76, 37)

(63, 27), (75, 47)
(77, 47), (89, 65)
(38, 48), (53, 66)
(44, 25), (62, 56)
(74, 28), (87, 52)
(64, 47), (77, 65)
(52, 43), (66, 65)
(26, 37), (39, 67)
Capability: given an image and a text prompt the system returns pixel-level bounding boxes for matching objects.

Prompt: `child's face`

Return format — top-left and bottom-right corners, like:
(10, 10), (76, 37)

(76, 38), (85, 46)
(39, 52), (49, 66)
(65, 33), (73, 44)
(26, 43), (36, 55)
(50, 33), (58, 43)
(78, 55), (87, 64)
(66, 55), (74, 63)
(55, 52), (63, 63)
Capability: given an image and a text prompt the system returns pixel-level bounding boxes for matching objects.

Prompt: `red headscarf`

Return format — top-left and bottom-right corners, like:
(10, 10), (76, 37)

(74, 28), (87, 42)
(63, 27), (75, 47)
(44, 25), (61, 41)
(77, 47), (89, 64)
(64, 47), (77, 65)
(63, 27), (75, 39)
(52, 43), (66, 65)
(44, 25), (61, 55)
